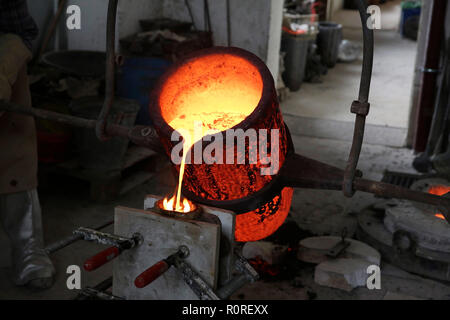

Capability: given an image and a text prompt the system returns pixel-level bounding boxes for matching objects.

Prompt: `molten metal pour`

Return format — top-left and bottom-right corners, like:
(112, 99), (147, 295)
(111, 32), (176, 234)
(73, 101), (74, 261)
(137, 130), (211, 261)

(160, 54), (263, 213)
(164, 112), (248, 213)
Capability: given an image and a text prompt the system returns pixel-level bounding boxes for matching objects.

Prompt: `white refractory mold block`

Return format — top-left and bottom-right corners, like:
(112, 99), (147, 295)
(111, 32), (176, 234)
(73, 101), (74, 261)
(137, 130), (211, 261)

(112, 194), (235, 300)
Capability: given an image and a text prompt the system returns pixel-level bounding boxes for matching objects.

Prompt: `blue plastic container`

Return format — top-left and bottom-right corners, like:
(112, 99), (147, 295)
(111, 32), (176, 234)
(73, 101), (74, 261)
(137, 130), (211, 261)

(401, 6), (421, 37)
(116, 56), (172, 125)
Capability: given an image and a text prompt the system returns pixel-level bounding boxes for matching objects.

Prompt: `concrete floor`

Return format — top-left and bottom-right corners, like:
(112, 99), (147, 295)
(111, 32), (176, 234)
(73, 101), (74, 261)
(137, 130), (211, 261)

(282, 28), (416, 129)
(3, 125), (446, 300)
(281, 0), (416, 147)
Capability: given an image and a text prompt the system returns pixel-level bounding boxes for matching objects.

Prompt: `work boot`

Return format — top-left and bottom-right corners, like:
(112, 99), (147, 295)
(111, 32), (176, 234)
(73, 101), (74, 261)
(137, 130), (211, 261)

(0, 189), (55, 289)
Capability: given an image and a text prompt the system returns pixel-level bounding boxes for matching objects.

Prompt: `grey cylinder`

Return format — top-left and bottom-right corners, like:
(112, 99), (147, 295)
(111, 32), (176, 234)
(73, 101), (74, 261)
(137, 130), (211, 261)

(69, 96), (140, 171)
(281, 33), (316, 91)
(317, 22), (343, 68)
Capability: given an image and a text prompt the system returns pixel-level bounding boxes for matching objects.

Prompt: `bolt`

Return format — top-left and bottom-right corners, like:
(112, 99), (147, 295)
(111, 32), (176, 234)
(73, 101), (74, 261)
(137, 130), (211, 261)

(141, 127), (152, 137)
(178, 245), (190, 259)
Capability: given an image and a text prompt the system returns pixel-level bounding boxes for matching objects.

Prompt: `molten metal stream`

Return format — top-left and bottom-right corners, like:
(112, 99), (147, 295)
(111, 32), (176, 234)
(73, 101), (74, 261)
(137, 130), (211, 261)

(169, 112), (249, 211)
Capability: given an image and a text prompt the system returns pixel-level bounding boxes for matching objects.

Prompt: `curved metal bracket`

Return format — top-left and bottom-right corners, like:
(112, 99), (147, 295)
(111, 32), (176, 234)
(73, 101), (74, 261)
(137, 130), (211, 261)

(342, 0), (374, 197)
(95, 0), (119, 141)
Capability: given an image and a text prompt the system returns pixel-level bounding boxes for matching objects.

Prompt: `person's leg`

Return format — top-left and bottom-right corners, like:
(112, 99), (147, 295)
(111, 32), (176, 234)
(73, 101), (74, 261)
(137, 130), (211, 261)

(0, 189), (55, 289)
(0, 33), (54, 290)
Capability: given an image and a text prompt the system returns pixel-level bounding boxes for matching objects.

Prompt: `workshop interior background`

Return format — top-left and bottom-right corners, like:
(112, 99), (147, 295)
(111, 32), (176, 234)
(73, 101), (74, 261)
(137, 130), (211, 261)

(2, 0), (450, 300)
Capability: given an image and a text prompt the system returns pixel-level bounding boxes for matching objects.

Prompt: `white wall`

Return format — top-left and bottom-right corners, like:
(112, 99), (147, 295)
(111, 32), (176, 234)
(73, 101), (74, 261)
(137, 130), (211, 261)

(64, 0), (163, 51)
(163, 0), (283, 79)
(64, 0), (109, 51)
(27, 0), (283, 79)
(332, 0), (344, 16)
(27, 0), (163, 52)
(117, 0), (164, 38)
(28, 0), (54, 54)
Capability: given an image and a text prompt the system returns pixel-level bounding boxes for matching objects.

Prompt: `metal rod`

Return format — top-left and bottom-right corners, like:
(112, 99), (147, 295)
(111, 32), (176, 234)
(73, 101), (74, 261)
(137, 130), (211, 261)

(174, 258), (220, 300)
(0, 100), (164, 153)
(354, 178), (449, 208)
(45, 220), (113, 254)
(0, 100), (96, 129)
(355, 0), (373, 104)
(342, 0), (374, 197)
(74, 276), (121, 300)
(74, 227), (142, 249)
(217, 250), (259, 299)
(35, 0), (68, 65)
(184, 0), (197, 30)
(95, 0), (118, 141)
(217, 274), (247, 299)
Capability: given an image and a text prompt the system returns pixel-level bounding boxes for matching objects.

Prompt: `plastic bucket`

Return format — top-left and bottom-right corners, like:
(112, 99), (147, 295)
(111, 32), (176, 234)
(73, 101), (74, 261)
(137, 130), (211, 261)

(317, 22), (343, 68)
(116, 56), (172, 126)
(281, 32), (316, 91)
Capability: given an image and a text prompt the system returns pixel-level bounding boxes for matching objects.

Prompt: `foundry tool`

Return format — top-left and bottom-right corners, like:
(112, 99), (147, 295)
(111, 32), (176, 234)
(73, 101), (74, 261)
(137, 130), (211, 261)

(134, 245), (260, 300)
(44, 219), (113, 254)
(112, 194), (242, 300)
(2, 0), (450, 239)
(73, 227), (143, 271)
(74, 276), (124, 300)
(134, 246), (190, 289)
(135, 246), (220, 300)
(216, 249), (260, 299)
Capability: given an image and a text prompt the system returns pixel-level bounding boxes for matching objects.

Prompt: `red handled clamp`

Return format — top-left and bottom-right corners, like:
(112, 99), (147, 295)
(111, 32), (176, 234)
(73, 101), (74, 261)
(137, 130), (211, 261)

(134, 246), (190, 288)
(76, 228), (143, 271)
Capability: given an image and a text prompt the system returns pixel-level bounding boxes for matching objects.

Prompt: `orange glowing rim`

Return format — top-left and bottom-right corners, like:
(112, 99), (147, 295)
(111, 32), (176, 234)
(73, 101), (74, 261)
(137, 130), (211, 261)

(149, 46), (275, 141)
(428, 184), (450, 221)
(155, 198), (201, 219)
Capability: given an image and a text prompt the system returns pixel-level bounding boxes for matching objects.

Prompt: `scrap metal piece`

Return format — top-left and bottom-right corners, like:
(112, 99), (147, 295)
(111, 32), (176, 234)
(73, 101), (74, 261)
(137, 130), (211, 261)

(326, 228), (350, 258)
